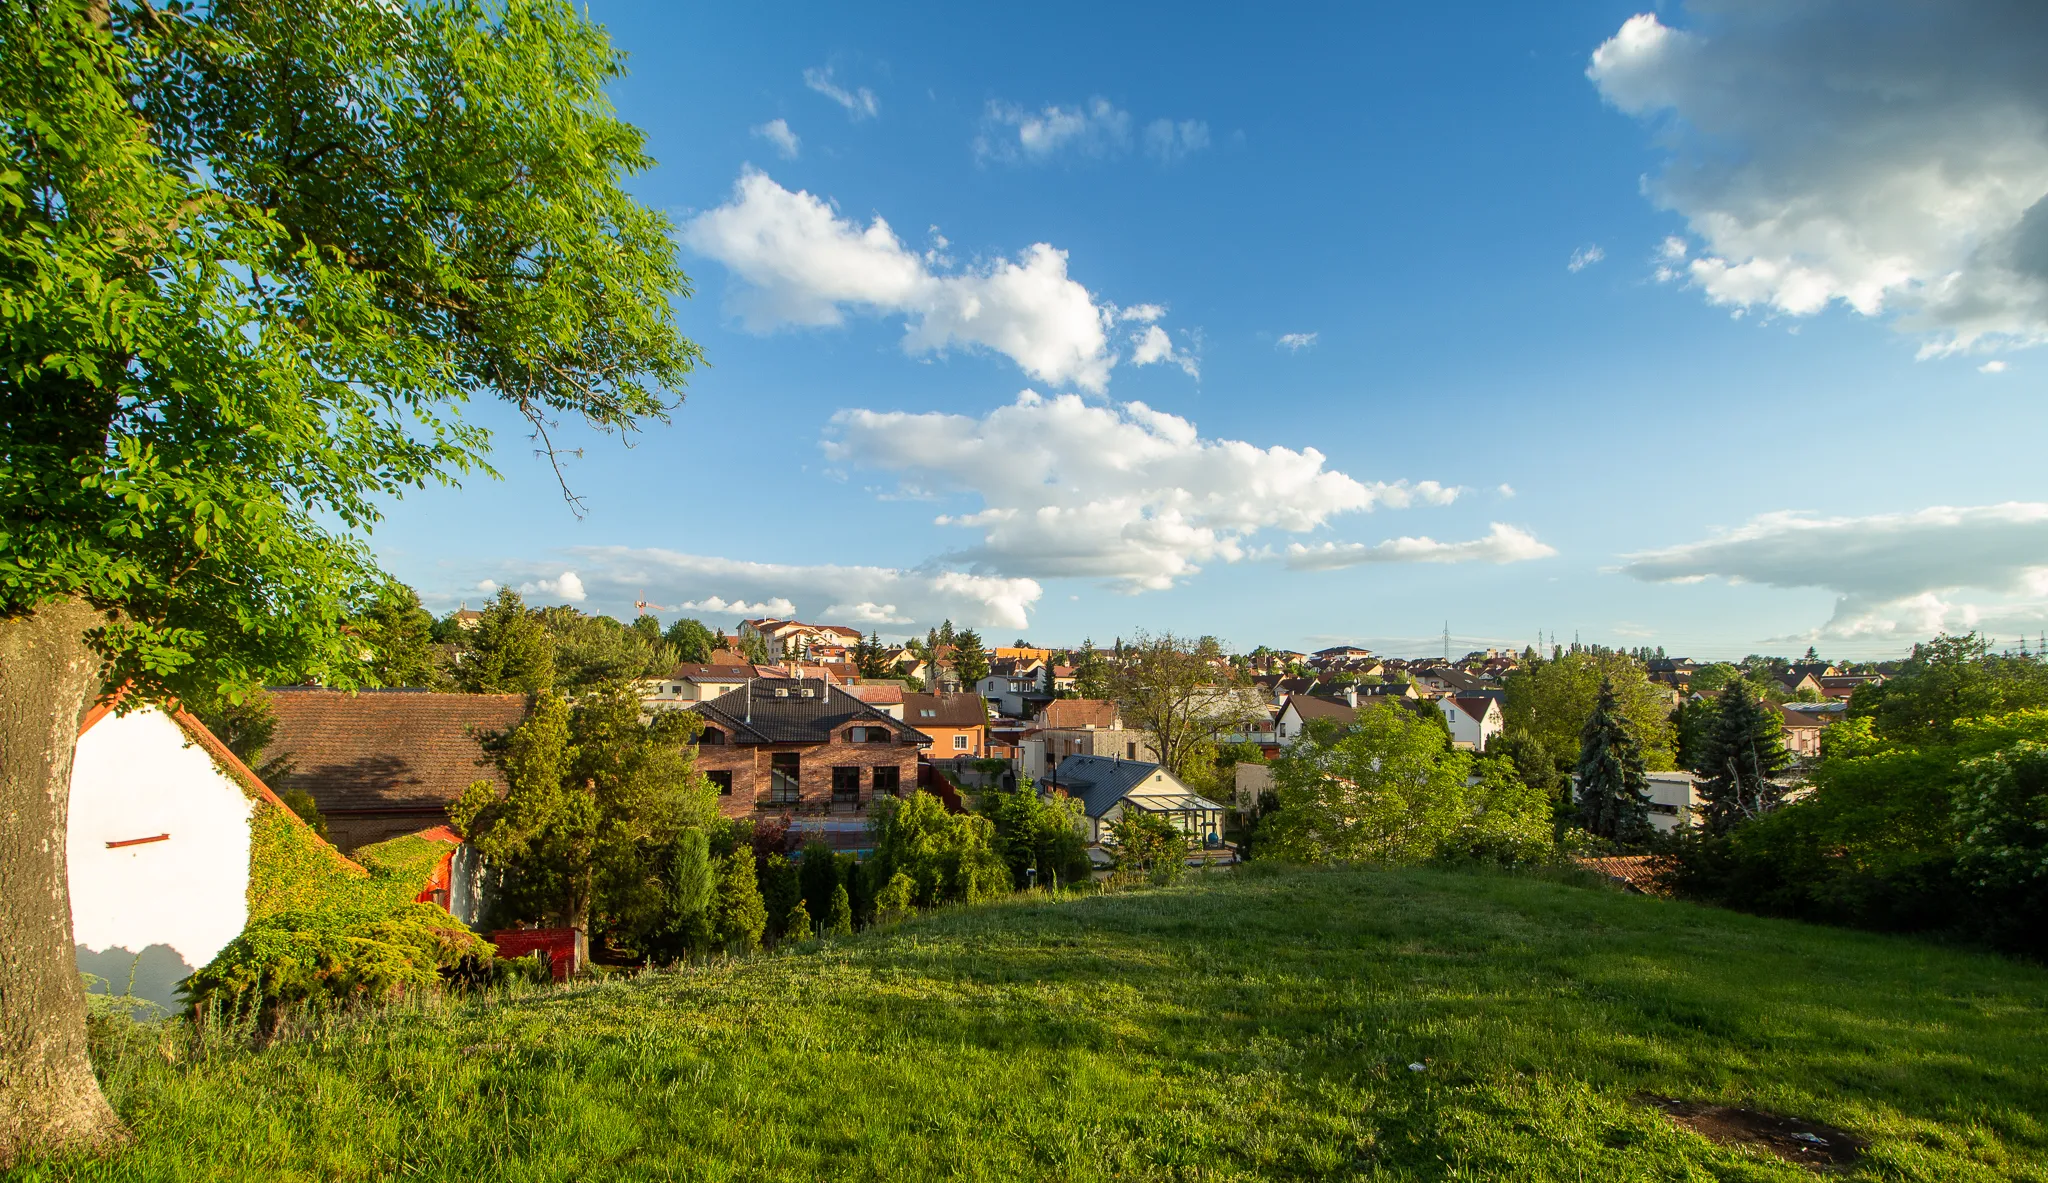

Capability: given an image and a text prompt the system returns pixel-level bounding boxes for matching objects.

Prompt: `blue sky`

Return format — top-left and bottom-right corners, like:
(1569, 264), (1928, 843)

(371, 1), (2048, 660)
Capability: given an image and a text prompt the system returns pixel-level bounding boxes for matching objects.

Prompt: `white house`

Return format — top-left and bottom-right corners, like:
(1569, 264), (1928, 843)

(1047, 755), (1232, 869)
(69, 701), (284, 1012)
(1437, 696), (1504, 752)
(1643, 771), (1700, 833)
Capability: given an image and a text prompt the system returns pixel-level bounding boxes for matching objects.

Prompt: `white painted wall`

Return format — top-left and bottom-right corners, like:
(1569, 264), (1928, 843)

(69, 707), (254, 1002)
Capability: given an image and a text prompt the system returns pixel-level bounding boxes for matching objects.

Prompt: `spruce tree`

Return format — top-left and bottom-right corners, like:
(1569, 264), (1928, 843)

(825, 884), (855, 936)
(1693, 683), (1792, 834)
(785, 899), (814, 941)
(667, 829), (716, 953)
(951, 628), (991, 687)
(1575, 678), (1654, 845)
(713, 847), (768, 953)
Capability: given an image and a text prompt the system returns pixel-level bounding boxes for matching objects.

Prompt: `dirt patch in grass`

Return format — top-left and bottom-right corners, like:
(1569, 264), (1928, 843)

(1638, 1094), (1866, 1170)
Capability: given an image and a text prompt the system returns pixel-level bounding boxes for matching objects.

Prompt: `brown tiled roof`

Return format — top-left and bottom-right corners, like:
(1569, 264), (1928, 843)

(847, 683), (905, 705)
(1281, 694), (1356, 725)
(903, 692), (990, 728)
(262, 689), (528, 815)
(1575, 854), (1671, 896)
(1035, 698), (1119, 729)
(705, 649), (749, 667)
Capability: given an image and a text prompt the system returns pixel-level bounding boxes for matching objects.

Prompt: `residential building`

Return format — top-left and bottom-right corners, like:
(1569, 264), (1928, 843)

(902, 691), (990, 757)
(1646, 657), (1698, 689)
(687, 679), (929, 827)
(1643, 771), (1700, 833)
(70, 698), (329, 1011)
(1275, 693), (1357, 745)
(737, 617), (865, 663)
(1818, 674), (1882, 701)
(261, 688), (530, 852)
(1437, 695), (1505, 751)
(977, 656), (1052, 718)
(641, 662), (756, 709)
(845, 681), (908, 720)
(1779, 702), (1845, 759)
(1046, 754), (1232, 868)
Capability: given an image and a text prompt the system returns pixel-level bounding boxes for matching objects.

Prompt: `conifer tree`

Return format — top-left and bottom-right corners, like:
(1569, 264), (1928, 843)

(1575, 678), (1654, 845)
(951, 628), (992, 687)
(456, 588), (554, 694)
(875, 871), (917, 921)
(713, 847), (768, 953)
(666, 828), (717, 953)
(1693, 683), (1792, 834)
(826, 883), (855, 936)
(785, 899), (814, 941)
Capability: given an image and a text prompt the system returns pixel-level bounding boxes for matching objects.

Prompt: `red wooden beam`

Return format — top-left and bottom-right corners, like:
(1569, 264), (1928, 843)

(105, 833), (170, 849)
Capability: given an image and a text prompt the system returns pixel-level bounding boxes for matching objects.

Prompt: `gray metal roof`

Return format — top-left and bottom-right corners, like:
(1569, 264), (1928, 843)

(1046, 754), (1174, 819)
(690, 679), (931, 746)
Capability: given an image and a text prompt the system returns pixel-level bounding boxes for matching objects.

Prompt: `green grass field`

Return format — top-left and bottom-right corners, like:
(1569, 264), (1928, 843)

(27, 865), (2048, 1181)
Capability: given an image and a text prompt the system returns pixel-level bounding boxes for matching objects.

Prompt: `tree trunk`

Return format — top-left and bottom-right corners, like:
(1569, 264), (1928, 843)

(0, 594), (126, 1165)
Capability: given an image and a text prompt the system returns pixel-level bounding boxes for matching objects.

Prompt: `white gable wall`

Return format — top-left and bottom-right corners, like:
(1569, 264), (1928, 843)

(69, 707), (254, 1000)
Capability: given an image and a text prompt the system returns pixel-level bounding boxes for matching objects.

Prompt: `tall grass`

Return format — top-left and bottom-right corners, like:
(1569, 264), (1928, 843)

(20, 864), (2048, 1181)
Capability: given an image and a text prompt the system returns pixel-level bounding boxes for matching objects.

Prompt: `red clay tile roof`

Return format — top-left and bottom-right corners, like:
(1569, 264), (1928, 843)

(1575, 854), (1671, 896)
(847, 683), (905, 705)
(1034, 698), (1119, 729)
(262, 689), (528, 815)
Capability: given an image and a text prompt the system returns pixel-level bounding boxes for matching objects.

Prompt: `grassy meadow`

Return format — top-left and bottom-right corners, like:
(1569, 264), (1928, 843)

(25, 865), (2048, 1181)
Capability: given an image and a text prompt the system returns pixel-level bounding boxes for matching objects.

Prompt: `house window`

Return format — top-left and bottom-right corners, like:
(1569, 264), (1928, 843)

(700, 727), (726, 745)
(1127, 742), (1137, 759)
(770, 753), (801, 804)
(832, 766), (861, 808)
(873, 765), (901, 796)
(953, 734), (969, 751)
(706, 770), (733, 796)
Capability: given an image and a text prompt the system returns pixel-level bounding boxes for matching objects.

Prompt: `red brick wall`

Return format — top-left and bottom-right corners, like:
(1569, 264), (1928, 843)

(696, 736), (921, 820)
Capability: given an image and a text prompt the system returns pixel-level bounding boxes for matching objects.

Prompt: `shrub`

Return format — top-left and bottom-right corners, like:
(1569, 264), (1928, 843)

(182, 903), (492, 1028)
(1107, 810), (1187, 885)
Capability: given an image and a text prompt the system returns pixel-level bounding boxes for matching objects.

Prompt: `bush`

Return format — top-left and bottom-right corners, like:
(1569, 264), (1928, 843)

(182, 903), (493, 1028)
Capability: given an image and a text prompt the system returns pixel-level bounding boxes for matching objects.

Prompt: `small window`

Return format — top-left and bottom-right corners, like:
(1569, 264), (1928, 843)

(953, 734), (969, 750)
(706, 770), (733, 796)
(700, 727), (726, 745)
(1127, 742), (1137, 759)
(873, 765), (901, 796)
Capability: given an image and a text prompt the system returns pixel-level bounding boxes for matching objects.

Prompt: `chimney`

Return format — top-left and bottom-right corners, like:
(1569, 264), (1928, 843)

(1343, 684), (1358, 708)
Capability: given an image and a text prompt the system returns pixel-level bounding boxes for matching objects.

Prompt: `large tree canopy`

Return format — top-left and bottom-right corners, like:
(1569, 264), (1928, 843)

(0, 0), (698, 1161)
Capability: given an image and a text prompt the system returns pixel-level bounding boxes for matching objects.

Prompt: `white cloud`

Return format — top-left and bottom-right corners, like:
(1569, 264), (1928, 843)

(1115, 303), (1166, 324)
(677, 595), (798, 618)
(1129, 324), (1199, 377)
(522, 571), (586, 603)
(825, 390), (1466, 592)
(1496, 484), (1516, 498)
(684, 170), (1168, 391)
(559, 548), (1042, 633)
(1589, 6), (2048, 356)
(1568, 244), (1605, 272)
(1284, 523), (1557, 571)
(1981, 359), (2009, 373)
(1620, 503), (2048, 638)
(751, 118), (800, 160)
(803, 67), (878, 120)
(1276, 332), (1318, 352)
(975, 100), (1210, 166)
(975, 98), (1131, 163)
(1143, 118), (1211, 163)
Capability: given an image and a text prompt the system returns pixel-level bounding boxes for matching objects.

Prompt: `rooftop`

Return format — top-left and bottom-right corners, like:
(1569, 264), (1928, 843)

(261, 688), (529, 816)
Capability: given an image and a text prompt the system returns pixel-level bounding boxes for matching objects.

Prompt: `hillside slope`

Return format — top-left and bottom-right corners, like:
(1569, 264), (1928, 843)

(38, 866), (2048, 1181)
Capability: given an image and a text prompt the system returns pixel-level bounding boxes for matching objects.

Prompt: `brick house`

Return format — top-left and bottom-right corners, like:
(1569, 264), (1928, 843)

(689, 678), (931, 820)
(261, 688), (529, 852)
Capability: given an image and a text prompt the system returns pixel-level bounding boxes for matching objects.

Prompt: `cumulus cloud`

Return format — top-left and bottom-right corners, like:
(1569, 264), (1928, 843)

(1284, 523), (1557, 571)
(975, 100), (1210, 166)
(803, 66), (878, 120)
(557, 548), (1042, 633)
(1568, 245), (1605, 272)
(1981, 360), (2009, 373)
(1276, 332), (1318, 352)
(676, 595), (797, 617)
(522, 571), (586, 603)
(1620, 503), (2048, 638)
(1129, 324), (1199, 377)
(1589, 5), (2048, 356)
(683, 171), (1189, 391)
(825, 390), (1466, 592)
(751, 118), (800, 160)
